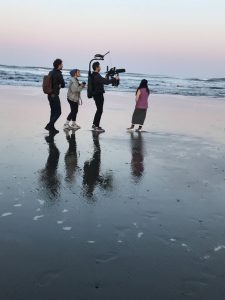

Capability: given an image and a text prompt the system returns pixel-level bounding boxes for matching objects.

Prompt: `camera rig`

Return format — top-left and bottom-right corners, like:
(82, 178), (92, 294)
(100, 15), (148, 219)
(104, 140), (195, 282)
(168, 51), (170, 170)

(87, 51), (126, 98)
(88, 51), (110, 74)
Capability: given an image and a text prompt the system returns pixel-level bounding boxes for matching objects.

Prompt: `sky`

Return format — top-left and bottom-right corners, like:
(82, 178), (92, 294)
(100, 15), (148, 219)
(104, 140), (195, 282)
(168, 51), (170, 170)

(0, 0), (225, 77)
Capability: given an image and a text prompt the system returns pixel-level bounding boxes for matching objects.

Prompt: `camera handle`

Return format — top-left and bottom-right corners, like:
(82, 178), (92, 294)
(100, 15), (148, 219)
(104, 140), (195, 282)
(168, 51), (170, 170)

(88, 51), (110, 73)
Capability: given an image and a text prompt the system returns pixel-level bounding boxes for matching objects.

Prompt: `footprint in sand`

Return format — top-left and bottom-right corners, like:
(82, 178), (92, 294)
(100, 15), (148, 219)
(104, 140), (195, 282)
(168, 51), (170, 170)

(33, 215), (44, 221)
(170, 238), (177, 243)
(1, 212), (13, 217)
(36, 270), (61, 287)
(181, 243), (191, 251)
(57, 221), (64, 225)
(96, 252), (118, 264)
(37, 199), (45, 206)
(137, 232), (144, 239)
(214, 245), (225, 252)
(62, 227), (72, 231)
(202, 255), (211, 260)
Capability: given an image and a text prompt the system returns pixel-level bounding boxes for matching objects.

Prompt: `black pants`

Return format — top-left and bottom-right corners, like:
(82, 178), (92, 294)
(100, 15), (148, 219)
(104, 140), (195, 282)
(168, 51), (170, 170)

(67, 99), (78, 122)
(47, 95), (61, 129)
(93, 94), (104, 127)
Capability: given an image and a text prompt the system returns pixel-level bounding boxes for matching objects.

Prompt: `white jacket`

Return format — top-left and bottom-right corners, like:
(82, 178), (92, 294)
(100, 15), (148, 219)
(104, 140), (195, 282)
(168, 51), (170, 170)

(67, 77), (83, 102)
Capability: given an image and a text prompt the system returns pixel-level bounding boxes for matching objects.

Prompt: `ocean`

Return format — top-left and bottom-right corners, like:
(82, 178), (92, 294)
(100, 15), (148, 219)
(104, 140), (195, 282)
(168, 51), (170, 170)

(0, 64), (224, 98)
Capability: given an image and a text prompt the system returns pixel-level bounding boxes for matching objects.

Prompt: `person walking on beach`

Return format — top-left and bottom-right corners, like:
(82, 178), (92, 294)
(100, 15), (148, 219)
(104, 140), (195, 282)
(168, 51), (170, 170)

(127, 79), (150, 132)
(45, 59), (65, 133)
(63, 69), (85, 130)
(91, 62), (119, 132)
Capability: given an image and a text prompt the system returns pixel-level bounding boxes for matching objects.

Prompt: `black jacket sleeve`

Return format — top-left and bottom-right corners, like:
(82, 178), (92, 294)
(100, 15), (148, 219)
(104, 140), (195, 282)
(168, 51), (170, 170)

(57, 72), (65, 88)
(96, 74), (116, 85)
(92, 73), (117, 95)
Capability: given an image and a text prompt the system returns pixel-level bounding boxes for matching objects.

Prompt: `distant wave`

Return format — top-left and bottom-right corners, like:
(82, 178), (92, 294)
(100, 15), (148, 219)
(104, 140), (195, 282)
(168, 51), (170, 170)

(207, 78), (225, 82)
(209, 86), (223, 90)
(188, 78), (205, 82)
(0, 64), (225, 98)
(188, 77), (225, 83)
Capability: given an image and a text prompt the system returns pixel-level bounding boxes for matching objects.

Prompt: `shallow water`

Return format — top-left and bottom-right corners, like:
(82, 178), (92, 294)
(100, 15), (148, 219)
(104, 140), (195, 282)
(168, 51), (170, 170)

(0, 89), (225, 299)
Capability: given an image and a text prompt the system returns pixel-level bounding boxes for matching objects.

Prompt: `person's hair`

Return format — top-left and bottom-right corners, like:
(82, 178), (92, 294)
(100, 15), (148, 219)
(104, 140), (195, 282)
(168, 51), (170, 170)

(53, 58), (63, 69)
(70, 69), (79, 77)
(136, 79), (150, 95)
(92, 61), (100, 71)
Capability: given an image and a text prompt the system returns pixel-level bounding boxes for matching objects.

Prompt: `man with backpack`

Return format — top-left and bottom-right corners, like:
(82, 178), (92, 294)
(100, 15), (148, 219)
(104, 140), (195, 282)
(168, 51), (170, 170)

(44, 59), (65, 133)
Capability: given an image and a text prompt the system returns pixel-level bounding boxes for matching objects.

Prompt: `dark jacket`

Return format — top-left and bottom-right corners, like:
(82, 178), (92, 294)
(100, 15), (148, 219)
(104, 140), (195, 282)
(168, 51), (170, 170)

(49, 69), (65, 96)
(92, 72), (116, 96)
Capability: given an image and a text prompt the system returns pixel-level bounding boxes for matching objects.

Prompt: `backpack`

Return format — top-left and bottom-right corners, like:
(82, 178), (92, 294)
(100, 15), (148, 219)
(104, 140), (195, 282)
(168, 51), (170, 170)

(42, 72), (53, 95)
(87, 71), (94, 98)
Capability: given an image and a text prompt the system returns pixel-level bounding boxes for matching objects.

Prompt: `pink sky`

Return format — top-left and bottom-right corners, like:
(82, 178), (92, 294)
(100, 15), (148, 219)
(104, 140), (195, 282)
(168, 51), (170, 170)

(0, 0), (225, 76)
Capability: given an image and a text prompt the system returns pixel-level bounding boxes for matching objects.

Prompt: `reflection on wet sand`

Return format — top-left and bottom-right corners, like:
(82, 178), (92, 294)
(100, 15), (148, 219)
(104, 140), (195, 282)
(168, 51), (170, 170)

(83, 132), (113, 197)
(64, 130), (79, 184)
(130, 132), (145, 182)
(39, 132), (61, 200)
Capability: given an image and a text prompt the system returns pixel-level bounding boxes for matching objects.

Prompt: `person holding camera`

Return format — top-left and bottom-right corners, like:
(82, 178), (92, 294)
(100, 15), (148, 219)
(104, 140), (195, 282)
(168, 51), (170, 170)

(91, 62), (119, 132)
(64, 69), (86, 130)
(45, 58), (65, 133)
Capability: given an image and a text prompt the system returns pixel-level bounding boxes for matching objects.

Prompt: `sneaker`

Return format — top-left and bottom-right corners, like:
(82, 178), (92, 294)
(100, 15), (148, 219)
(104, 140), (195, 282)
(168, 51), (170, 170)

(135, 128), (142, 132)
(63, 123), (70, 130)
(127, 127), (134, 132)
(45, 124), (51, 131)
(95, 126), (105, 132)
(50, 128), (59, 134)
(70, 123), (81, 130)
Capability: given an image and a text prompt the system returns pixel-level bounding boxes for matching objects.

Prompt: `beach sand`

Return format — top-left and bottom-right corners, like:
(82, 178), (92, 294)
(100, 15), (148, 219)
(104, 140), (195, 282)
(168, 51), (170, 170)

(0, 86), (225, 299)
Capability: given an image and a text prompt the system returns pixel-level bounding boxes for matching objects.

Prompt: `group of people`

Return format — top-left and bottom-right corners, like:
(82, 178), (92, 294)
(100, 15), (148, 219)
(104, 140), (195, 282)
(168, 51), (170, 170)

(44, 58), (150, 134)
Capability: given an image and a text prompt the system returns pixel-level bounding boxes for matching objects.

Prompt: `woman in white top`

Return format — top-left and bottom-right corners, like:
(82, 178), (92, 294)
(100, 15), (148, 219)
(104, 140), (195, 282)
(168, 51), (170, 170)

(64, 69), (85, 130)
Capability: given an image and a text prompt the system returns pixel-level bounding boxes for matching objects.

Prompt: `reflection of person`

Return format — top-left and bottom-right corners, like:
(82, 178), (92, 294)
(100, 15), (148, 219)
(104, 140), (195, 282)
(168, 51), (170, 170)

(63, 69), (85, 130)
(45, 59), (65, 133)
(91, 62), (119, 132)
(83, 132), (113, 197)
(130, 132), (145, 181)
(64, 131), (78, 184)
(127, 79), (150, 132)
(39, 132), (61, 199)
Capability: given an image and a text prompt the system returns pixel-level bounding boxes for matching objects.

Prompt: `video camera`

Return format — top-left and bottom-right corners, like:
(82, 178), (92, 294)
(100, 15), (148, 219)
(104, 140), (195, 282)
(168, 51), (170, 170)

(106, 67), (126, 87)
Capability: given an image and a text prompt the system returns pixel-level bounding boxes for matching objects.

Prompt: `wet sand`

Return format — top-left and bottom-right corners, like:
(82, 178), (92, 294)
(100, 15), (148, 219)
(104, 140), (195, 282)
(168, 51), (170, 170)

(0, 86), (225, 299)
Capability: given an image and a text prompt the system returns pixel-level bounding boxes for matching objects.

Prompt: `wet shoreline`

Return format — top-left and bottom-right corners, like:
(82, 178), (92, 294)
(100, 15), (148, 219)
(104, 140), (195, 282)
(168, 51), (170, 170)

(0, 87), (225, 299)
